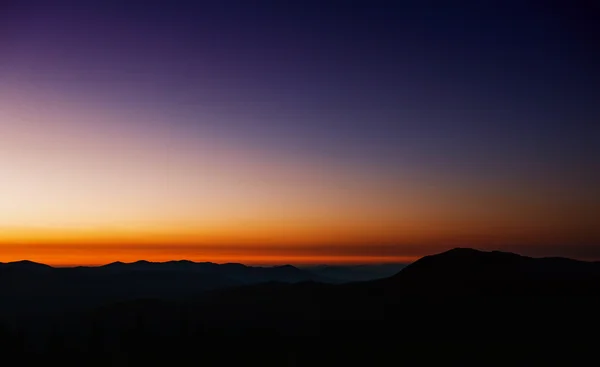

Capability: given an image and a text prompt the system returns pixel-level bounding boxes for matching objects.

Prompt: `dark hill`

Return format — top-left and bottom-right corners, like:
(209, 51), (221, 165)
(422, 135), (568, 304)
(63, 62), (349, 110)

(385, 247), (600, 294)
(0, 260), (53, 272)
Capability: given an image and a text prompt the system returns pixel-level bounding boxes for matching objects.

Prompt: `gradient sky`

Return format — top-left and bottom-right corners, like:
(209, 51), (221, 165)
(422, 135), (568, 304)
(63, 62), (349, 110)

(1, 0), (599, 265)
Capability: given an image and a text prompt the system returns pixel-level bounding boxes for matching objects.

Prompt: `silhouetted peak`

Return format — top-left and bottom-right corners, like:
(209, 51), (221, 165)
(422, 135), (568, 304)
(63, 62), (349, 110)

(442, 247), (485, 256)
(390, 247), (600, 286)
(4, 260), (53, 269)
(424, 247), (526, 262)
(101, 260), (159, 271)
(397, 248), (525, 274)
(9, 260), (44, 265)
(103, 261), (126, 267)
(434, 247), (520, 259)
(166, 260), (195, 264)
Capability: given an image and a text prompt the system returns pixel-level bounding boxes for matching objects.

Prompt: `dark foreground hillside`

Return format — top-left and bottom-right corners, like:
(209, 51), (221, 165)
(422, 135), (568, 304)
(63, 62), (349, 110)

(2, 248), (600, 365)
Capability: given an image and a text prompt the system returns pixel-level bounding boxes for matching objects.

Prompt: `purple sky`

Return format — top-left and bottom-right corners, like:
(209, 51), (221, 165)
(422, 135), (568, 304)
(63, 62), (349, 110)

(0, 0), (598, 264)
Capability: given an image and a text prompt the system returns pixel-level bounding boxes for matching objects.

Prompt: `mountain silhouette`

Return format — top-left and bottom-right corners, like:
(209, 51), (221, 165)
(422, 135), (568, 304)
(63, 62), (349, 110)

(2, 248), (600, 365)
(386, 247), (600, 295)
(396, 247), (600, 279)
(0, 260), (53, 272)
(0, 259), (344, 316)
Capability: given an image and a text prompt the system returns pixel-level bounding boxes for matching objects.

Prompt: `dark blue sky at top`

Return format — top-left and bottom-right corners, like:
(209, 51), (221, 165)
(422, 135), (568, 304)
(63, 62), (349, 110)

(2, 0), (599, 187)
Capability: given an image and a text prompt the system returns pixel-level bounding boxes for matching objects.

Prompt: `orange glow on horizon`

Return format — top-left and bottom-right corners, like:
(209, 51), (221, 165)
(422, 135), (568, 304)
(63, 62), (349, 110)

(16, 254), (418, 267)
(1, 84), (598, 266)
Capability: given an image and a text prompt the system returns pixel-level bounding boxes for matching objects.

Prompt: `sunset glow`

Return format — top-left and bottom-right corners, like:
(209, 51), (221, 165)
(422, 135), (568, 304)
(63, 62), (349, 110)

(1, 2), (598, 266)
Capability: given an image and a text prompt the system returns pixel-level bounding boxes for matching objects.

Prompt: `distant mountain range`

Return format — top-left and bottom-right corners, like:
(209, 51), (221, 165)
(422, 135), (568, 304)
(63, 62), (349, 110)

(0, 259), (405, 314)
(2, 248), (600, 365)
(0, 259), (406, 283)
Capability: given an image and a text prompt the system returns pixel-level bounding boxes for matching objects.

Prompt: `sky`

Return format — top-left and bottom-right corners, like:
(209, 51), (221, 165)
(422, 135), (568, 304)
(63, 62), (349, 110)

(0, 0), (599, 265)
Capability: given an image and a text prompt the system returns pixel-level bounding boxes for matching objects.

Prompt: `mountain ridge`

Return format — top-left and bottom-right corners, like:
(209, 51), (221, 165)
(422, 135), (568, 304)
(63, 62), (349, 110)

(2, 247), (600, 364)
(381, 247), (600, 295)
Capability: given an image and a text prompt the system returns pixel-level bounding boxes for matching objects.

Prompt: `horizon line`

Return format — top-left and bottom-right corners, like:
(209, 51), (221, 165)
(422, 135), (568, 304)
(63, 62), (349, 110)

(0, 258), (414, 268)
(4, 246), (600, 267)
